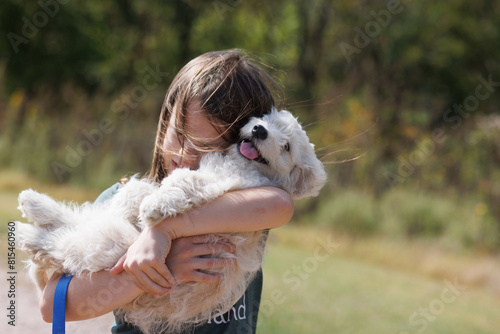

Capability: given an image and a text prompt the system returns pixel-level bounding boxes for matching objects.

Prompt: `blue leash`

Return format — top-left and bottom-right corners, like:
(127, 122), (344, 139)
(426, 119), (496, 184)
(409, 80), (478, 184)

(53, 274), (74, 334)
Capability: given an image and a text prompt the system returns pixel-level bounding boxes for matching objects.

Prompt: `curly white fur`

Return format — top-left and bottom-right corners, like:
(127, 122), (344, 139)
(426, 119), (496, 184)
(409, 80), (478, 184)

(16, 108), (327, 334)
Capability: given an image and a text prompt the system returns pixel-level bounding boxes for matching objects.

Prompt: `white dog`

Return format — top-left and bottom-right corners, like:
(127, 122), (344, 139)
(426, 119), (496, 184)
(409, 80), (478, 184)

(16, 108), (327, 334)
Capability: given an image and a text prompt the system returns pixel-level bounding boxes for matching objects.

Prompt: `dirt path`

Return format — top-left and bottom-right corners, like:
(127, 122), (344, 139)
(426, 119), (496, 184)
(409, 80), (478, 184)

(1, 266), (115, 333)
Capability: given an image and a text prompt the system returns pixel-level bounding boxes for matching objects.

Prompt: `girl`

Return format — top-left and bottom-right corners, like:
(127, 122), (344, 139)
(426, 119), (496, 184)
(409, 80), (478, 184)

(39, 49), (294, 333)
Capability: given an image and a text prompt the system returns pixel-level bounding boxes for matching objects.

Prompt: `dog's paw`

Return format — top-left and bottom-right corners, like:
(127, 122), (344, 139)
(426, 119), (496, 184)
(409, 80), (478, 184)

(18, 189), (71, 230)
(139, 191), (185, 226)
(18, 189), (47, 224)
(139, 195), (167, 226)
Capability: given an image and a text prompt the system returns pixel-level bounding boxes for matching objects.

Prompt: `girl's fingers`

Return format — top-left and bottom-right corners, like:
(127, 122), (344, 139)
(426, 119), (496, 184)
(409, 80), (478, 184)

(151, 262), (177, 287)
(109, 254), (126, 274)
(189, 234), (230, 245)
(181, 257), (235, 283)
(191, 257), (235, 270)
(189, 242), (235, 257)
(188, 270), (224, 284)
(131, 268), (171, 296)
(189, 234), (214, 244)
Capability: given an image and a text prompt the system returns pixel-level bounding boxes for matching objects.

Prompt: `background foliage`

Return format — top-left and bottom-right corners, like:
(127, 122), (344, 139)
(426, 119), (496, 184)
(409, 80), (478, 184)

(0, 0), (499, 251)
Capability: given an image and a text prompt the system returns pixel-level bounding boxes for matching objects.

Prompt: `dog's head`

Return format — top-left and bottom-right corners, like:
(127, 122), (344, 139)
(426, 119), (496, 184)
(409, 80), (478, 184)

(237, 108), (327, 199)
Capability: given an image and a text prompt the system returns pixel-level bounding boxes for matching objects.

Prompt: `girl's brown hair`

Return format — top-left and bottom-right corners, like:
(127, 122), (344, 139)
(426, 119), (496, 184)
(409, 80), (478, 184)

(148, 49), (283, 182)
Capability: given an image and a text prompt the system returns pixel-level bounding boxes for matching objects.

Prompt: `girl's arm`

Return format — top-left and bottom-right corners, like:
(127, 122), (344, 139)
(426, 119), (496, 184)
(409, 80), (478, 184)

(167, 186), (294, 237)
(112, 187), (294, 296)
(40, 270), (141, 322)
(40, 236), (235, 322)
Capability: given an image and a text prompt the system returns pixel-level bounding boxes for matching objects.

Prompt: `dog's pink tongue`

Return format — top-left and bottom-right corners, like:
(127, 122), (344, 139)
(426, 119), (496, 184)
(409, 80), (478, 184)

(240, 141), (259, 160)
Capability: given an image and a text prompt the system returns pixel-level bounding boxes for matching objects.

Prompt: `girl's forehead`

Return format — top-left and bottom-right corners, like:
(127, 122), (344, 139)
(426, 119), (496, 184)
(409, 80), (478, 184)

(171, 101), (228, 147)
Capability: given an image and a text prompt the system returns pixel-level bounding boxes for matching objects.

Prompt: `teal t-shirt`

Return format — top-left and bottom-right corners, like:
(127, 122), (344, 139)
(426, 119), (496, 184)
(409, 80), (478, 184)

(94, 183), (264, 334)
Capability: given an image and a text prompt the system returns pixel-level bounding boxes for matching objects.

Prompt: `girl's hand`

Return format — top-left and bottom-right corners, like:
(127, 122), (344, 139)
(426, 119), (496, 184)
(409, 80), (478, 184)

(111, 231), (236, 296)
(166, 234), (236, 284)
(111, 225), (175, 297)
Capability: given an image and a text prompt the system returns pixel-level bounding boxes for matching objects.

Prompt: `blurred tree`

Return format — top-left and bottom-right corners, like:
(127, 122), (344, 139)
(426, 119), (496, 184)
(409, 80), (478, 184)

(296, 0), (332, 103)
(315, 0), (500, 193)
(0, 2), (105, 122)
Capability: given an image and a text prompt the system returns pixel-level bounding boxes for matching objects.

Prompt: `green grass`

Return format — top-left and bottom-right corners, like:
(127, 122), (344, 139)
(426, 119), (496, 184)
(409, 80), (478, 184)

(261, 226), (500, 333)
(299, 187), (500, 253)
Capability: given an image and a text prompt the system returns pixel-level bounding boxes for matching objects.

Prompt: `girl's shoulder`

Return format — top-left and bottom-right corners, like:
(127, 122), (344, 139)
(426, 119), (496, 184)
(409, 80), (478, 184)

(94, 182), (122, 205)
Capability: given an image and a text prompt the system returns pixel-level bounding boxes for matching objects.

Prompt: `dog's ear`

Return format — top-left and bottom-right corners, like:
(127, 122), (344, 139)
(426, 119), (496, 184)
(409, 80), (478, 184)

(287, 158), (327, 199)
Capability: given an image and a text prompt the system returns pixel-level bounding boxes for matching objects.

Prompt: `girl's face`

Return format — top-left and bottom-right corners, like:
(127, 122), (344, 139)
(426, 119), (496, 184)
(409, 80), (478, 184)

(162, 100), (228, 175)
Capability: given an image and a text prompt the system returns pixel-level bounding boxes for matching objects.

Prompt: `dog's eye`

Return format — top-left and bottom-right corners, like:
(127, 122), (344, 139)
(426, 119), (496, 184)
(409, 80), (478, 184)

(282, 143), (290, 152)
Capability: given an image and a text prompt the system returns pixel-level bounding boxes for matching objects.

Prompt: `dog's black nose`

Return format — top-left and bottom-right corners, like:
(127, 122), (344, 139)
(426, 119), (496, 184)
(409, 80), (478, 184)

(252, 125), (268, 140)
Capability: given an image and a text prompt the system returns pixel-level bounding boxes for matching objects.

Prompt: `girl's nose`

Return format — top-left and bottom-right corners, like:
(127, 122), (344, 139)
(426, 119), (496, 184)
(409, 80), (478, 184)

(177, 147), (198, 170)
(179, 160), (196, 170)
